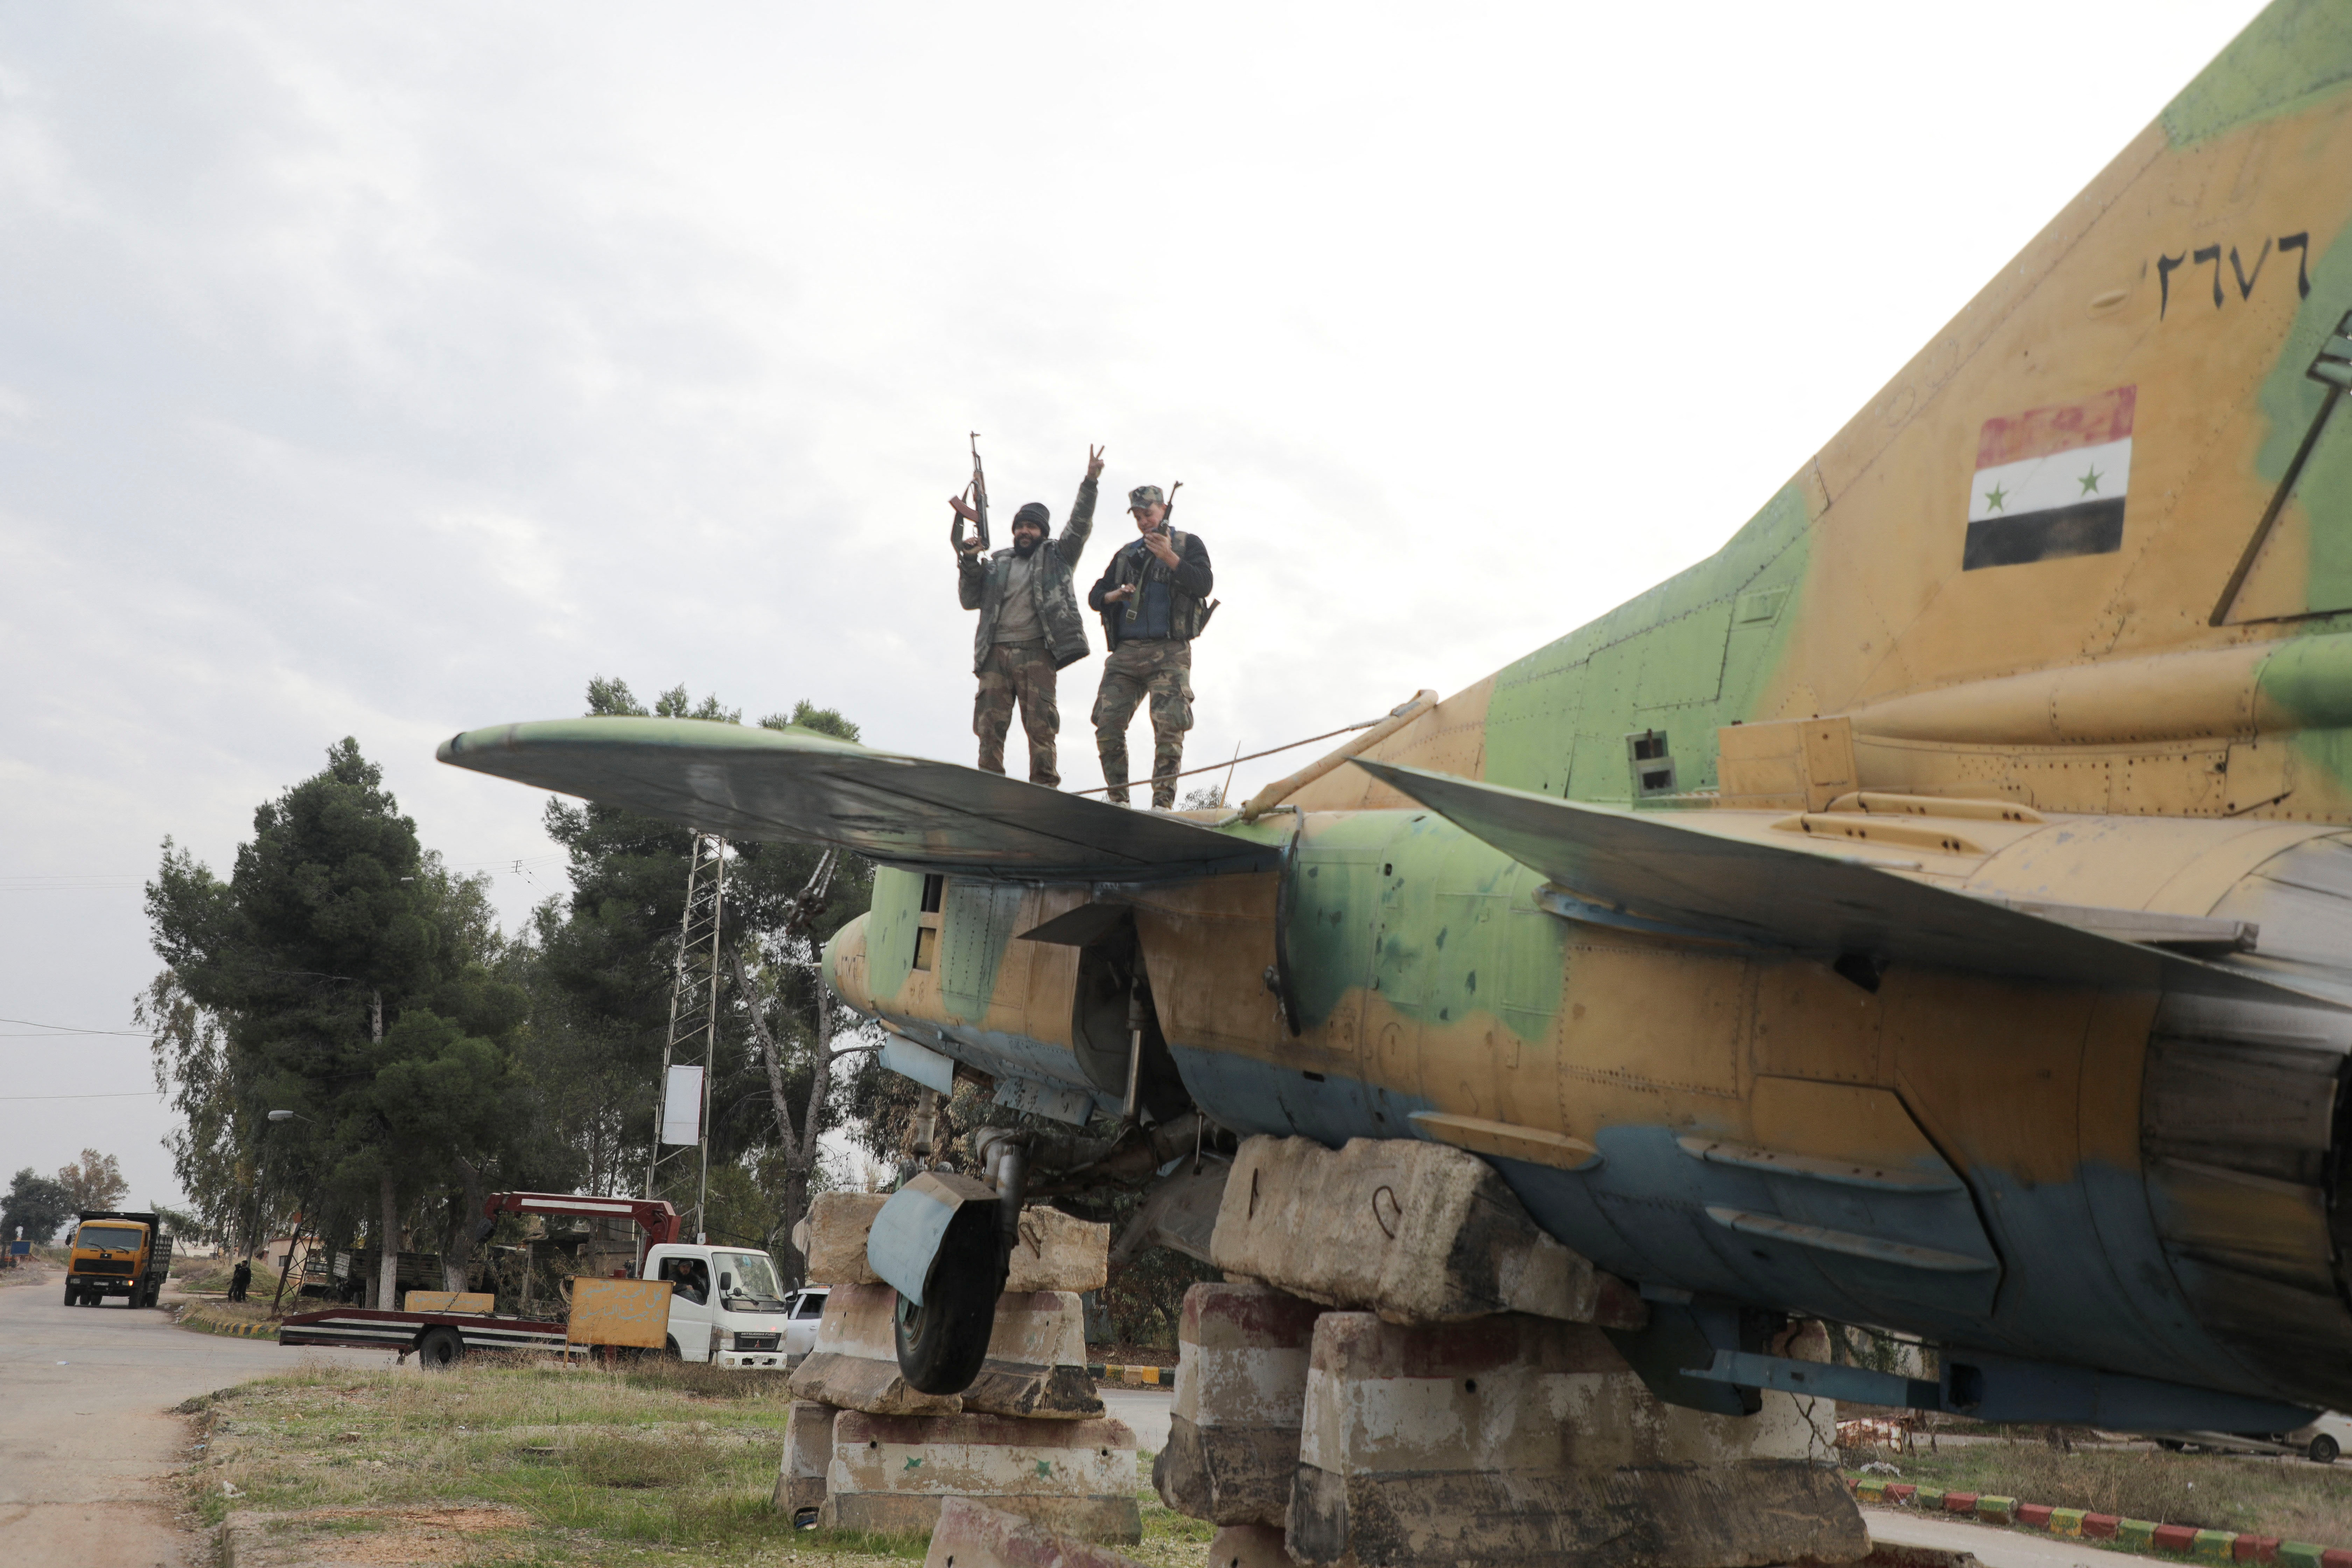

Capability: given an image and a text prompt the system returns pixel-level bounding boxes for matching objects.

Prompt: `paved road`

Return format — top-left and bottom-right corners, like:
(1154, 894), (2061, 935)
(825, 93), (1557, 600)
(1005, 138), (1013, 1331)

(1099, 1385), (1172, 1453)
(1869, 1507), (2127, 1568)
(0, 1264), (402, 1568)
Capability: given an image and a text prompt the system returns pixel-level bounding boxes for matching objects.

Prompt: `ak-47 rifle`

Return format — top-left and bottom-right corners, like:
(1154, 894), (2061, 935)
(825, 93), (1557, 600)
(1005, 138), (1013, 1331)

(1125, 480), (1183, 625)
(951, 432), (991, 555)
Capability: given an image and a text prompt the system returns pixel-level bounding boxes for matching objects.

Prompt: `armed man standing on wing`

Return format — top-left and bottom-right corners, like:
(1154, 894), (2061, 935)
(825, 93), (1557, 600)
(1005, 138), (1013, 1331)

(952, 446), (1104, 787)
(1087, 483), (1214, 809)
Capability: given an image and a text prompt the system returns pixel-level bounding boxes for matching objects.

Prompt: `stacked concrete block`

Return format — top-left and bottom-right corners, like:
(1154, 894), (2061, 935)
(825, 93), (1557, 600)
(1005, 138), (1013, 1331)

(803, 1191), (1109, 1294)
(824, 1409), (1141, 1539)
(923, 1498), (1152, 1568)
(772, 1401), (836, 1518)
(1210, 1135), (1645, 1328)
(1205, 1524), (1292, 1568)
(790, 1282), (1105, 1421)
(790, 1282), (966, 1416)
(782, 1194), (1135, 1541)
(1287, 1310), (1863, 1567)
(1153, 1281), (1321, 1525)
(1161, 1137), (1864, 1568)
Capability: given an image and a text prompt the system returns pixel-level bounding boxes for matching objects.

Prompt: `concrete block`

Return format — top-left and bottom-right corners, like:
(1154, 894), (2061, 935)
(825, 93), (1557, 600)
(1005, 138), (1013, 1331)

(2082, 1513), (2121, 1540)
(2237, 1535), (2281, 1562)
(790, 1282), (965, 1416)
(1205, 1523), (1291, 1568)
(772, 1401), (835, 1516)
(922, 1498), (1151, 1568)
(1210, 1135), (1644, 1328)
(808, 1192), (889, 1285)
(1154, 1282), (1322, 1526)
(1286, 1310), (1865, 1568)
(2120, 1521), (2160, 1551)
(2048, 1508), (2086, 1536)
(790, 1283), (1103, 1420)
(1975, 1496), (2015, 1525)
(1849, 1548), (1987, 1568)
(822, 1409), (1141, 1542)
(807, 1192), (1108, 1294)
(1005, 1208), (1111, 1295)
(965, 1291), (1104, 1420)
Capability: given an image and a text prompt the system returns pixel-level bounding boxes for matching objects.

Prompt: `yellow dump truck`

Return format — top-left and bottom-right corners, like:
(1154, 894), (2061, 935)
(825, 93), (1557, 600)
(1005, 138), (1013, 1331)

(64, 1210), (174, 1309)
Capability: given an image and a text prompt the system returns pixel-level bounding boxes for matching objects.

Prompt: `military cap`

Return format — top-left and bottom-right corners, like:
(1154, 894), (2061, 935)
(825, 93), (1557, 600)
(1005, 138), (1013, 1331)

(1127, 484), (1166, 510)
(1012, 501), (1051, 527)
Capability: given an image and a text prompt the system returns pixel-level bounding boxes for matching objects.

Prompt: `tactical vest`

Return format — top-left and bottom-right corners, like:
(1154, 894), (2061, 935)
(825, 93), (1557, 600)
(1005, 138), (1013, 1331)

(1103, 528), (1210, 649)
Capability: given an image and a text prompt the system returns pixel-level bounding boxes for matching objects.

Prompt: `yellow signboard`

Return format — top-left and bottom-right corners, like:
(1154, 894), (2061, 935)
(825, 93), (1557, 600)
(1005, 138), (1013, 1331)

(568, 1277), (672, 1349)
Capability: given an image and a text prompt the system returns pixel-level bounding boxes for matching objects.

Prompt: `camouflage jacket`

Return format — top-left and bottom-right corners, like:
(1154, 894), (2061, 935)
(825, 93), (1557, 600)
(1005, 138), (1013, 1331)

(957, 475), (1097, 673)
(1087, 527), (1214, 651)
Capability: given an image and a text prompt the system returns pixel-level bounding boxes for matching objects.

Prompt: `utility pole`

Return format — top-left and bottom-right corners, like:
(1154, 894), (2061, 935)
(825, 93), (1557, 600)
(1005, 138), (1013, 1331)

(649, 834), (726, 1242)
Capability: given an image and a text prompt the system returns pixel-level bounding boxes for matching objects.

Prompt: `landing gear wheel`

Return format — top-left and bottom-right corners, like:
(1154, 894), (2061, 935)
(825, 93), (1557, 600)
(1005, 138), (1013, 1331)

(2311, 1435), (2339, 1465)
(663, 1337), (683, 1361)
(416, 1326), (464, 1369)
(62, 1284), (77, 1307)
(893, 1208), (1007, 1396)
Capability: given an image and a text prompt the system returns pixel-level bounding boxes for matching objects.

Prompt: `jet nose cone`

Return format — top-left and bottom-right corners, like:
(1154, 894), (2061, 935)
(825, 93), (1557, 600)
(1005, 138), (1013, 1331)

(823, 916), (873, 1014)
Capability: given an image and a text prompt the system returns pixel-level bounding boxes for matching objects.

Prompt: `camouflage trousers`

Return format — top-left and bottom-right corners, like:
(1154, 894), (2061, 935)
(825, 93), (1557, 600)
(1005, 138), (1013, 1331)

(1092, 638), (1193, 808)
(975, 640), (1061, 787)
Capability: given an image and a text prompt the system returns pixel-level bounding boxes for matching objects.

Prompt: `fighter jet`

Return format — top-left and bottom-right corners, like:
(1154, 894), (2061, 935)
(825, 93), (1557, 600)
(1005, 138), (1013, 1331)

(443, 0), (2352, 1428)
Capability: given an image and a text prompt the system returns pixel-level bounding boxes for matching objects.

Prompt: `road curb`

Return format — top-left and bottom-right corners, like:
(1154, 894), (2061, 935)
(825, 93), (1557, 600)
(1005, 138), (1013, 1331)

(1849, 1475), (2338, 1565)
(1087, 1362), (1172, 1386)
(176, 1307), (278, 1341)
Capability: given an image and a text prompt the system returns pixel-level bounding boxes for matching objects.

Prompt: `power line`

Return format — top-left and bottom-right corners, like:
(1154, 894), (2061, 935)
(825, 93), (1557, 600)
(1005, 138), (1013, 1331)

(0, 1016), (153, 1037)
(0, 1090), (162, 1101)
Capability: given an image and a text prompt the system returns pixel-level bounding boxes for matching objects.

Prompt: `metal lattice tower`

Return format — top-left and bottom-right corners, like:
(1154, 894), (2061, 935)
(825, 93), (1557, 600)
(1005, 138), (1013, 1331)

(649, 833), (727, 1242)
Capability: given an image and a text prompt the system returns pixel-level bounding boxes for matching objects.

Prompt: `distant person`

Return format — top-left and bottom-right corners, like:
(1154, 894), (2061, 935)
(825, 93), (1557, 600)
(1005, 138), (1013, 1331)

(952, 446), (1105, 787)
(1087, 484), (1214, 808)
(229, 1257), (251, 1303)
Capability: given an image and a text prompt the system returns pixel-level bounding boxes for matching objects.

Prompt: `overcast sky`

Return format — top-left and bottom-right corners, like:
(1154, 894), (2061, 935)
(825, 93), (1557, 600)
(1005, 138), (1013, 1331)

(0, 1), (2271, 1211)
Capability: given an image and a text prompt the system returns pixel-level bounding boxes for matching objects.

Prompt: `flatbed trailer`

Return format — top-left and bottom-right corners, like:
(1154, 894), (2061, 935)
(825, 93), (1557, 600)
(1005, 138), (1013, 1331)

(272, 1190), (799, 1370)
(279, 1305), (570, 1366)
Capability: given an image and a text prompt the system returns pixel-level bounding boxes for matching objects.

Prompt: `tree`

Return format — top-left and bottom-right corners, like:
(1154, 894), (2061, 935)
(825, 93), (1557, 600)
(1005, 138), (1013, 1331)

(56, 1149), (128, 1214)
(1, 1169), (74, 1243)
(146, 738), (532, 1309)
(522, 679), (873, 1278)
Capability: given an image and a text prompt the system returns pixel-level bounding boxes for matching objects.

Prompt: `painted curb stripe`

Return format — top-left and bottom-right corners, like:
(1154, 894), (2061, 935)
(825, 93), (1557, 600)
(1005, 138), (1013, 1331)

(1848, 1475), (2340, 1563)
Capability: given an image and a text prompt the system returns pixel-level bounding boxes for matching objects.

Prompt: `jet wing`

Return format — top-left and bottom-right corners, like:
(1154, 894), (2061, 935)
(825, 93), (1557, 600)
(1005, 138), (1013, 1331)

(437, 718), (1279, 880)
(1354, 759), (2343, 1010)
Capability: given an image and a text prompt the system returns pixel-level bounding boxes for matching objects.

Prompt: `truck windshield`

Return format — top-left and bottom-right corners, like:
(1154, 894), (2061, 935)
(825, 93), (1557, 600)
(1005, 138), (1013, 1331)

(75, 1225), (144, 1251)
(715, 1251), (784, 1302)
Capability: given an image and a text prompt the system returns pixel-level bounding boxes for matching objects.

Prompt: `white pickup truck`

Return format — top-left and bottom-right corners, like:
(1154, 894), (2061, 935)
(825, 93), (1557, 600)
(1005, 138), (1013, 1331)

(639, 1242), (828, 1366)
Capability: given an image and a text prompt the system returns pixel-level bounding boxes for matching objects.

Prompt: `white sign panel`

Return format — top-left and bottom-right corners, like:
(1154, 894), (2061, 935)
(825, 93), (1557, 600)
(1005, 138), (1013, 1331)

(659, 1065), (706, 1147)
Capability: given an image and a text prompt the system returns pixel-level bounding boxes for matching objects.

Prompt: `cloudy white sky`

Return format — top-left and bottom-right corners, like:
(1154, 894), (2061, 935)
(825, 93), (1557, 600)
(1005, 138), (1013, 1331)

(0, 2), (2271, 1208)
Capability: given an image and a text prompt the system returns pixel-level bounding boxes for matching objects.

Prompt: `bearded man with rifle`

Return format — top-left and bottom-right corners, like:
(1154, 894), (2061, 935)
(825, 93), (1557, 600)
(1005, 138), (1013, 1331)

(951, 443), (1104, 787)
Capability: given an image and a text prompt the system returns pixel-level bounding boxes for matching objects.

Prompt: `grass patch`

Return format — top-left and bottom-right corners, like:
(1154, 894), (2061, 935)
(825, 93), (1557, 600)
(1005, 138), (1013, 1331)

(173, 1256), (284, 1296)
(1850, 1441), (2352, 1545)
(182, 1358), (1204, 1568)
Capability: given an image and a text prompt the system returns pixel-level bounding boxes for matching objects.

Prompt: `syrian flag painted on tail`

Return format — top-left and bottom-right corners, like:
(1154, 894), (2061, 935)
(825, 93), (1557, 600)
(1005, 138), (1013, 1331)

(1962, 385), (2134, 570)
